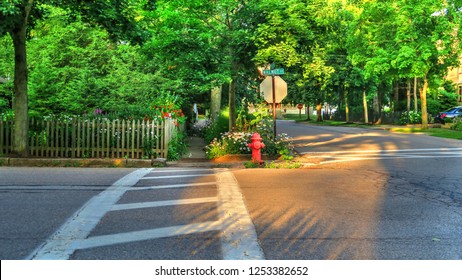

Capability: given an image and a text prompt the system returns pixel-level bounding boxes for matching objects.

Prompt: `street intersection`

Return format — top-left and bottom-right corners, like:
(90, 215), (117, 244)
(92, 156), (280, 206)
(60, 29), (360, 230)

(1, 121), (461, 260)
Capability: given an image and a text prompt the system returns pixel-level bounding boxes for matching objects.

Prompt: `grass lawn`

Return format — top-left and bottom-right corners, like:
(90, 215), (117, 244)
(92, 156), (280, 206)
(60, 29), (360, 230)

(388, 127), (462, 140)
(282, 113), (308, 121)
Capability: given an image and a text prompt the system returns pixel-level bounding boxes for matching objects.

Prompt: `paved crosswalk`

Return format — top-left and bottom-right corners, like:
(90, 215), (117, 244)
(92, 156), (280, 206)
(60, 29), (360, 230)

(29, 168), (263, 260)
(300, 147), (462, 165)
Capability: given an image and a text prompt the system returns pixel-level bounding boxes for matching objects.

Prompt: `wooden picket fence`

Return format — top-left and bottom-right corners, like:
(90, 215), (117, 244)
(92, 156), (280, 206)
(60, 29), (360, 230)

(0, 118), (177, 159)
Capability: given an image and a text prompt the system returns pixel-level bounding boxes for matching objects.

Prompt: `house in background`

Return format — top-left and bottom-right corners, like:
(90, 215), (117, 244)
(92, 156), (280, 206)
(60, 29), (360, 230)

(446, 61), (462, 104)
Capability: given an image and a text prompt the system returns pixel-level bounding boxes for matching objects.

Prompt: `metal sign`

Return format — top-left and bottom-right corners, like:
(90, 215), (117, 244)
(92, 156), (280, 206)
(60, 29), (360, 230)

(262, 68), (285, 76)
(260, 76), (287, 103)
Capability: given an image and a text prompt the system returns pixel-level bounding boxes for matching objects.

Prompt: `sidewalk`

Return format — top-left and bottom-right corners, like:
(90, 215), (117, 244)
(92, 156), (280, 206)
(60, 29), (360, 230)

(186, 136), (208, 159)
(0, 157), (167, 168)
(166, 136), (212, 167)
(0, 136), (247, 168)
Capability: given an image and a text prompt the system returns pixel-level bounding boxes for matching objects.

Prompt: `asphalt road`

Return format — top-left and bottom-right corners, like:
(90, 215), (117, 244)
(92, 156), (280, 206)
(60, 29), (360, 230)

(233, 120), (462, 259)
(0, 167), (260, 260)
(0, 168), (135, 259)
(1, 121), (461, 260)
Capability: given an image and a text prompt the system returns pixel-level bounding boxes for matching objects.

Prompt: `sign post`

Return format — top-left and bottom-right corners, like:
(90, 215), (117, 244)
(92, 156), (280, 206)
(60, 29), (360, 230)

(271, 74), (276, 137)
(297, 103), (303, 119)
(260, 67), (286, 138)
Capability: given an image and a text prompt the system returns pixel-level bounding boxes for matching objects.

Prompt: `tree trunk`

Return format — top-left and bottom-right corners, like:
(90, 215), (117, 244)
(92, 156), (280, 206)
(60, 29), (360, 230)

(305, 101), (311, 121)
(210, 85), (221, 121)
(345, 91), (349, 123)
(406, 79), (411, 112)
(10, 26), (29, 157)
(316, 103), (322, 122)
(393, 80), (399, 112)
(420, 77), (429, 129)
(373, 90), (382, 124)
(228, 79), (236, 131)
(363, 90), (369, 124)
(413, 77), (418, 112)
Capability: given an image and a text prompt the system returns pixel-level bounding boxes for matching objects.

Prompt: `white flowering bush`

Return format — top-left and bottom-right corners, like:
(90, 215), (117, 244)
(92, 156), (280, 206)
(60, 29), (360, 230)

(204, 102), (295, 159)
(205, 132), (252, 159)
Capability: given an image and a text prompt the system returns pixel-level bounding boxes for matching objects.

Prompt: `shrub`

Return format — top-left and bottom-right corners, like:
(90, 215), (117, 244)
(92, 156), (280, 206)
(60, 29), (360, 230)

(261, 133), (293, 158)
(204, 109), (229, 143)
(444, 117), (454, 124)
(0, 109), (14, 121)
(400, 111), (422, 124)
(205, 131), (252, 159)
(204, 102), (294, 159)
(450, 117), (462, 131)
(167, 131), (188, 161)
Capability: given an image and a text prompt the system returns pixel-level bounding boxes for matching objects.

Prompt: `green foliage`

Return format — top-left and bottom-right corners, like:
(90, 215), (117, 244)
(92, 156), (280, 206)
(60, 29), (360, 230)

(400, 111), (422, 125)
(450, 117), (462, 131)
(0, 36), (13, 114)
(0, 109), (14, 121)
(3, 0), (462, 149)
(167, 131), (188, 161)
(148, 92), (186, 124)
(264, 160), (302, 169)
(205, 131), (252, 159)
(24, 10), (159, 117)
(244, 160), (302, 169)
(261, 133), (293, 159)
(205, 103), (294, 159)
(203, 109), (230, 143)
(432, 88), (460, 114)
(145, 0), (264, 121)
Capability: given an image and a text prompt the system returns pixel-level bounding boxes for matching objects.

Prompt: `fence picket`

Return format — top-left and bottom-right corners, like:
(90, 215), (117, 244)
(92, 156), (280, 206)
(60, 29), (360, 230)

(0, 120), (4, 155)
(0, 118), (174, 159)
(122, 120), (125, 157)
(131, 120), (135, 158)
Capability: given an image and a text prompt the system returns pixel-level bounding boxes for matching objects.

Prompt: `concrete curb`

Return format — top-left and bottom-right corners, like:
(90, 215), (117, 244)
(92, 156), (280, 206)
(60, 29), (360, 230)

(0, 157), (167, 168)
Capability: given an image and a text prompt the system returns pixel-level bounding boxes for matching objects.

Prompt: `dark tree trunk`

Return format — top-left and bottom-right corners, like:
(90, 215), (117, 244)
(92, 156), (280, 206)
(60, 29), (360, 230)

(228, 79), (236, 131)
(10, 5), (31, 157)
(210, 85), (221, 121)
(420, 76), (429, 129)
(363, 90), (369, 124)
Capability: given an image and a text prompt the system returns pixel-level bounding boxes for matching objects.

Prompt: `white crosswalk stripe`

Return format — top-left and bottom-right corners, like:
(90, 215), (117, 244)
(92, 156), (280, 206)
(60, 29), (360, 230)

(301, 148), (462, 165)
(29, 167), (263, 260)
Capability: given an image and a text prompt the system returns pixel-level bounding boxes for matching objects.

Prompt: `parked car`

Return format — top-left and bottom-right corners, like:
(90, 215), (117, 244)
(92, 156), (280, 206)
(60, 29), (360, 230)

(434, 106), (462, 124)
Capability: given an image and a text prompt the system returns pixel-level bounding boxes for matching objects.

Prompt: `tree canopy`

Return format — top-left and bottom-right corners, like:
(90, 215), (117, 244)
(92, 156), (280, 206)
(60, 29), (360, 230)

(1, 0), (462, 155)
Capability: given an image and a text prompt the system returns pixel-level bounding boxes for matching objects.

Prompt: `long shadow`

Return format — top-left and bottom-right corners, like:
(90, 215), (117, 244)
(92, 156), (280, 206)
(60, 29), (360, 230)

(234, 121), (462, 259)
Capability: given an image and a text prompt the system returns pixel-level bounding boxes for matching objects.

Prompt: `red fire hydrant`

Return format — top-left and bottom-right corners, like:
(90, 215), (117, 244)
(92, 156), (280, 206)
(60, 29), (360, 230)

(248, 132), (265, 163)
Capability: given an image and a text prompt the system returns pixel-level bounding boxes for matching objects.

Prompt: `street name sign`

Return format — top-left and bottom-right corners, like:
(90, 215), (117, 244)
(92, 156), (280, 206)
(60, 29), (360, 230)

(262, 68), (285, 76)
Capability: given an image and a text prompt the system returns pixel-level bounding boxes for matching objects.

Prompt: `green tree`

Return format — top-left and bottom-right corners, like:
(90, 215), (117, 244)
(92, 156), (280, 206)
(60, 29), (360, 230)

(0, 35), (14, 114)
(392, 0), (462, 128)
(0, 0), (147, 156)
(25, 9), (159, 117)
(348, 0), (462, 127)
(254, 0), (345, 121)
(146, 0), (263, 131)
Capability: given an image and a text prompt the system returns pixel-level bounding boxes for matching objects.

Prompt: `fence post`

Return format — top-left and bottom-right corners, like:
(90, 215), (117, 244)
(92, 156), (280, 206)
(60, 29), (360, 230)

(1, 117), (183, 160)
(0, 120), (4, 155)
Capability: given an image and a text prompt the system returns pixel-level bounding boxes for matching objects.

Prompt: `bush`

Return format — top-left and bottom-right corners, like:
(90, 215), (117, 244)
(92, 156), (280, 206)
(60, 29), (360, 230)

(399, 111), (422, 124)
(450, 117), (462, 131)
(0, 109), (14, 121)
(167, 131), (188, 161)
(203, 109), (229, 143)
(261, 133), (293, 159)
(204, 102), (294, 159)
(443, 117), (454, 124)
(205, 131), (252, 159)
